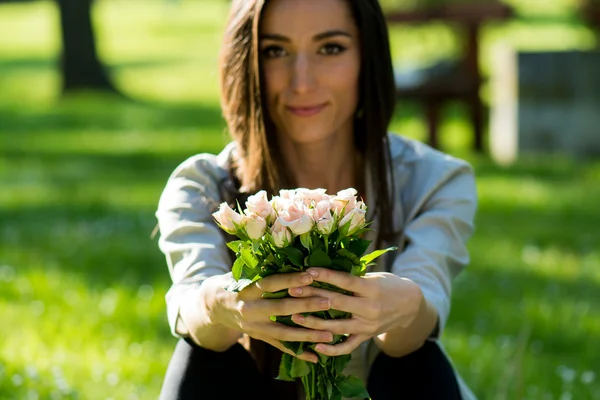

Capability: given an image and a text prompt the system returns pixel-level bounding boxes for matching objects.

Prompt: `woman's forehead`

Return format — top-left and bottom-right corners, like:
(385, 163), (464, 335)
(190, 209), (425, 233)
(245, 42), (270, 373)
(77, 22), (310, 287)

(260, 0), (357, 37)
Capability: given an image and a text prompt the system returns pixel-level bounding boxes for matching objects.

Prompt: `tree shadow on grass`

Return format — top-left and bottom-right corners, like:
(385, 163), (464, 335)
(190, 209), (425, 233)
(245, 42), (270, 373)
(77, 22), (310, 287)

(0, 56), (204, 74)
(1, 150), (220, 186)
(0, 97), (226, 136)
(0, 203), (168, 286)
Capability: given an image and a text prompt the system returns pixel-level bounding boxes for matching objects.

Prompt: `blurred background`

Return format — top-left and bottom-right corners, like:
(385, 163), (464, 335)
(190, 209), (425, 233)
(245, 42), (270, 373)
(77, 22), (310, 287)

(0, 0), (599, 399)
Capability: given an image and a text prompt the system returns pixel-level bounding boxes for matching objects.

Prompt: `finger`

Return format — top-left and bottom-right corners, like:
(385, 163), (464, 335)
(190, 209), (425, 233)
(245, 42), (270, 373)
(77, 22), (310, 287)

(257, 296), (332, 317)
(252, 272), (314, 296)
(290, 314), (364, 335)
(262, 338), (319, 364)
(314, 334), (368, 356)
(306, 268), (367, 295)
(287, 285), (368, 315)
(264, 321), (334, 344)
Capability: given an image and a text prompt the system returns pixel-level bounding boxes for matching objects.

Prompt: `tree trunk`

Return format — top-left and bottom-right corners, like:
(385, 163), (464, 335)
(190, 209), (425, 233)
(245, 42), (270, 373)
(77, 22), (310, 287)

(56, 0), (117, 93)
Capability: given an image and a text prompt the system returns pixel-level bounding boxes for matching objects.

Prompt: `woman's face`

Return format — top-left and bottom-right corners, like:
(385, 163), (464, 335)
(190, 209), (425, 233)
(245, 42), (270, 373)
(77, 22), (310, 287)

(259, 0), (360, 146)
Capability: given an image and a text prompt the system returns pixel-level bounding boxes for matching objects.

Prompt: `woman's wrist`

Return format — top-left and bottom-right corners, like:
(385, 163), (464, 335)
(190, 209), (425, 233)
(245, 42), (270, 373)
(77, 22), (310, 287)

(202, 273), (235, 327)
(374, 281), (438, 357)
(179, 275), (242, 351)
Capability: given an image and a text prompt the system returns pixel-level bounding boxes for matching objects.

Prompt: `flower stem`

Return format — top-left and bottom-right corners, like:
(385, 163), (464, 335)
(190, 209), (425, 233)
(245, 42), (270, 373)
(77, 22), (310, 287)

(311, 363), (315, 399)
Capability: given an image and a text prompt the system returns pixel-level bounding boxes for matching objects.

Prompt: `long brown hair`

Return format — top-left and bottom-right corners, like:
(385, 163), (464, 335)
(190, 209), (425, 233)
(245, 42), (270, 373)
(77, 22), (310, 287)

(219, 0), (397, 244)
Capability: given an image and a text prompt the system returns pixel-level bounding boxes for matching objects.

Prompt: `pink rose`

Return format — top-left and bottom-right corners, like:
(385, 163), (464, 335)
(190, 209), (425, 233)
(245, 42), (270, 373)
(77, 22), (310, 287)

(309, 200), (332, 221)
(307, 200), (334, 235)
(278, 200), (314, 236)
(241, 212), (267, 240)
(338, 207), (366, 236)
(278, 189), (297, 201)
(315, 211), (335, 235)
(296, 188), (330, 207)
(355, 200), (367, 213)
(332, 188), (358, 217)
(212, 203), (243, 235)
(245, 190), (276, 223)
(270, 218), (292, 248)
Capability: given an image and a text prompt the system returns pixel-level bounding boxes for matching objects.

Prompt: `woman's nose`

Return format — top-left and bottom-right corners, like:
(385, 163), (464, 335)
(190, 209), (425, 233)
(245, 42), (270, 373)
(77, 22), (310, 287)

(290, 54), (316, 94)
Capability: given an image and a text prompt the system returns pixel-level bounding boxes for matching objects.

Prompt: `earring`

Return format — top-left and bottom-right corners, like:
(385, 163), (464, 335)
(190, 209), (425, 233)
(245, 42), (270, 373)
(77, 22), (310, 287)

(356, 108), (364, 119)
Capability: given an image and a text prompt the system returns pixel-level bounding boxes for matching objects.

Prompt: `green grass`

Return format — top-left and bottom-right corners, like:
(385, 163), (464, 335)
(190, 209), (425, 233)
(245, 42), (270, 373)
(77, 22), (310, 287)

(1, 0), (599, 399)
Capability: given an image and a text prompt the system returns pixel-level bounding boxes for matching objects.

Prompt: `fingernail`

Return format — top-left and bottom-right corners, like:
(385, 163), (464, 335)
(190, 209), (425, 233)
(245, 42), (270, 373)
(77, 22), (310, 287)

(319, 299), (330, 309)
(315, 344), (326, 352)
(301, 274), (312, 284)
(290, 287), (303, 296)
(294, 314), (306, 323)
(320, 333), (333, 342)
(307, 269), (319, 277)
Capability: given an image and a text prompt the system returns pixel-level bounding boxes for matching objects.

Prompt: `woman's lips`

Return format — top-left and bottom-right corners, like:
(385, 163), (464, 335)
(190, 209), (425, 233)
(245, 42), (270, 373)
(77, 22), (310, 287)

(286, 104), (327, 117)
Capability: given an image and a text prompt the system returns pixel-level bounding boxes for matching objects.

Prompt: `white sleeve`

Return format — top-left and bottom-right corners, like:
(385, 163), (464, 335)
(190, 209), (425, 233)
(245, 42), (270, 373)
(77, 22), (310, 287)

(391, 161), (477, 337)
(155, 154), (232, 337)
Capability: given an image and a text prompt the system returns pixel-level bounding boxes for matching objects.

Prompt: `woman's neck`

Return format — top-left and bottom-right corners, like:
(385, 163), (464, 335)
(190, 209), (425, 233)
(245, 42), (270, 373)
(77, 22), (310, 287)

(278, 133), (364, 196)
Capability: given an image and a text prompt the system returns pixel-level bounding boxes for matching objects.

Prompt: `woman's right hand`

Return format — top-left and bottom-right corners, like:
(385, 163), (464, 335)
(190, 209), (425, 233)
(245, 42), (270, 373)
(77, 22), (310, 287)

(208, 271), (334, 363)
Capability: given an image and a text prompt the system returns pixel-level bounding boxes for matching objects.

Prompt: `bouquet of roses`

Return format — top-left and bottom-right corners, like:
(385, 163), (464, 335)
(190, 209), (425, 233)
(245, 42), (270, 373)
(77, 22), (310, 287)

(212, 188), (396, 400)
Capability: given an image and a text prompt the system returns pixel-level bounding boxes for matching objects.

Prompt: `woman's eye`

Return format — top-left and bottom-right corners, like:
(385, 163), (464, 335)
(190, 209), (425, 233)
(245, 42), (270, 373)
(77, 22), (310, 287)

(319, 43), (346, 56)
(262, 46), (287, 59)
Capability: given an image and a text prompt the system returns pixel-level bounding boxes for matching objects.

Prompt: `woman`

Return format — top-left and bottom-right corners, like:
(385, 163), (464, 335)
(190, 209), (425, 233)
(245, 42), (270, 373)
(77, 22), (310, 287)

(156, 0), (478, 399)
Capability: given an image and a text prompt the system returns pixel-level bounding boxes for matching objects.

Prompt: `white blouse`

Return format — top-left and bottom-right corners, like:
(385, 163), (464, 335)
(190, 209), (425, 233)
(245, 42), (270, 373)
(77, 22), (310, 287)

(156, 133), (478, 400)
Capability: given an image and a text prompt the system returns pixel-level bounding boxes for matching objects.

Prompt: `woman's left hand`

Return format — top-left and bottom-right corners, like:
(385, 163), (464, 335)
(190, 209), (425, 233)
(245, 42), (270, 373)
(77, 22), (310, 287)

(287, 267), (424, 356)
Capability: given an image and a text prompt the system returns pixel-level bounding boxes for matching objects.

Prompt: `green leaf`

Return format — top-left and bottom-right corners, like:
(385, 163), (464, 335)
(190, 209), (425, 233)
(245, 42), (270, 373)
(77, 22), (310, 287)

(337, 216), (353, 237)
(331, 258), (354, 273)
(290, 356), (311, 378)
(252, 240), (261, 254)
(261, 289), (289, 299)
(240, 246), (259, 270)
(299, 232), (313, 251)
(232, 221), (250, 242)
(226, 240), (245, 253)
(280, 264), (299, 273)
(240, 264), (258, 281)
(317, 371), (328, 398)
(333, 353), (351, 372)
(348, 238), (372, 257)
(337, 248), (361, 266)
(331, 386), (342, 400)
(224, 278), (254, 293)
(281, 340), (304, 355)
(327, 309), (350, 319)
(231, 257), (245, 280)
(310, 281), (353, 296)
(327, 381), (334, 399)
(336, 375), (370, 399)
(351, 263), (367, 277)
(331, 334), (346, 345)
(307, 248), (332, 267)
(280, 246), (305, 267)
(276, 353), (294, 381)
(360, 246), (398, 265)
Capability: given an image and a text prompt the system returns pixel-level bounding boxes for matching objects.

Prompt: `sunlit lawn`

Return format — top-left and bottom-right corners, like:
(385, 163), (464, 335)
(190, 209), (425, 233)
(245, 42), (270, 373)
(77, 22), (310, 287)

(0, 0), (599, 399)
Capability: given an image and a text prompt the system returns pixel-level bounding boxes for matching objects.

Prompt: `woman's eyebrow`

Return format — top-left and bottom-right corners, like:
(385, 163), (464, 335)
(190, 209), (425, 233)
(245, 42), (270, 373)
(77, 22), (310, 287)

(259, 30), (352, 42)
(259, 33), (290, 42)
(313, 30), (352, 41)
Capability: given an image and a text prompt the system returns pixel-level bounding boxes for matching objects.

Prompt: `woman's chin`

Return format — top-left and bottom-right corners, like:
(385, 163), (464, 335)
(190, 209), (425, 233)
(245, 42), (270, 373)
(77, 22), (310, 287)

(276, 124), (346, 146)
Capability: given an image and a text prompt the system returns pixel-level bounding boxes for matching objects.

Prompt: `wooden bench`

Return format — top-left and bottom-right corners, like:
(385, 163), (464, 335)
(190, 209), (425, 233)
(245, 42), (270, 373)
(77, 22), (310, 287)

(387, 1), (514, 152)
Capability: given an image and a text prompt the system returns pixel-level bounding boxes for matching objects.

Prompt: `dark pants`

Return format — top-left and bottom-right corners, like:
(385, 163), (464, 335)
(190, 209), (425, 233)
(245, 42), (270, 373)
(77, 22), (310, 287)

(159, 338), (462, 400)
